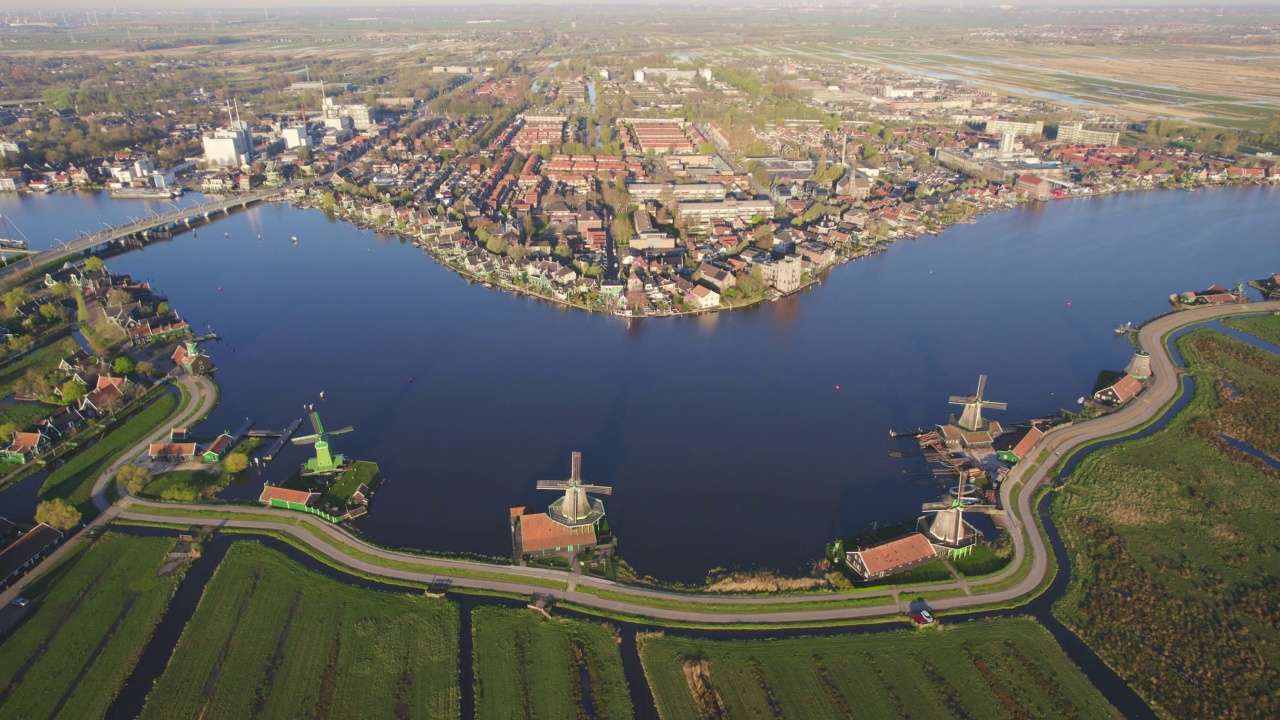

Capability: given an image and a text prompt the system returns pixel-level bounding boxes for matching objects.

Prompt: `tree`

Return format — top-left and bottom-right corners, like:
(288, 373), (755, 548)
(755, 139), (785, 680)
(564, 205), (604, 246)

(60, 380), (86, 405)
(554, 241), (573, 259)
(50, 282), (70, 298)
(156, 302), (170, 316)
(485, 234), (510, 255)
(224, 453), (249, 474)
(85, 256), (104, 273)
(35, 498), (80, 531)
(753, 223), (775, 250)
(507, 244), (529, 262)
(112, 356), (135, 375)
(107, 289), (132, 307)
(116, 464), (150, 495)
(136, 361), (155, 377)
(3, 287), (31, 312)
(0, 422), (16, 442)
(39, 303), (64, 323)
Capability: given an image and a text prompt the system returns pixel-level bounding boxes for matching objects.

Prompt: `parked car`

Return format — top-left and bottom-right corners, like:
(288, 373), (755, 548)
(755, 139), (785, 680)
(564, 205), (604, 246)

(911, 609), (935, 625)
(10, 597), (29, 608)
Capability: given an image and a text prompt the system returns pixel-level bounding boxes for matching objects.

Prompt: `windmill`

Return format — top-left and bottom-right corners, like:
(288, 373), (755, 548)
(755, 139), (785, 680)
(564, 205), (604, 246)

(920, 465), (979, 549)
(291, 410), (353, 476)
(949, 375), (1007, 433)
(536, 451), (611, 527)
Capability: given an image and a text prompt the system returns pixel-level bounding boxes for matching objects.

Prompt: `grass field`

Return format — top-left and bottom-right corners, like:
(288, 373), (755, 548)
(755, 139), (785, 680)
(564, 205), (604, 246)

(472, 606), (633, 720)
(0, 533), (179, 720)
(140, 541), (460, 720)
(639, 617), (1119, 720)
(1052, 329), (1280, 719)
(140, 467), (227, 502)
(0, 400), (56, 430)
(0, 336), (78, 399)
(40, 390), (177, 511)
(951, 543), (1013, 578)
(1223, 313), (1280, 348)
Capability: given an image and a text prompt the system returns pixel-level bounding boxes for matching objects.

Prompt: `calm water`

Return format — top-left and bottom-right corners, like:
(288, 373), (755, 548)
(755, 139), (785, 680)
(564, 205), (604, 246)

(1, 186), (1276, 582)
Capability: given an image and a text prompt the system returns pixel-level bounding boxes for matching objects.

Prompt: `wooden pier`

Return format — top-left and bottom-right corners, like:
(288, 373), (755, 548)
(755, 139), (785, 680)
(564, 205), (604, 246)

(252, 418), (303, 461)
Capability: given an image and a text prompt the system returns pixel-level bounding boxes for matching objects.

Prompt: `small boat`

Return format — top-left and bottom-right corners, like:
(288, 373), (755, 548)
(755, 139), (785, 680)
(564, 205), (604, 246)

(291, 235), (298, 244)
(1114, 321), (1134, 335)
(1077, 396), (1086, 405)
(257, 234), (261, 241)
(224, 232), (228, 238)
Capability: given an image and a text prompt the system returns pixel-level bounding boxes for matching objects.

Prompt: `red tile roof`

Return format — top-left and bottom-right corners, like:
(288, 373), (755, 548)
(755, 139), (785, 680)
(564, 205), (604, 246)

(854, 533), (937, 576)
(512, 507), (596, 553)
(260, 486), (317, 506)
(149, 442), (197, 458)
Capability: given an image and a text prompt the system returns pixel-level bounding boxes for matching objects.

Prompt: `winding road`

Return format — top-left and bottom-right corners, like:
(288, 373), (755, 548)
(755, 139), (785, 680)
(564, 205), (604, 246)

(5, 301), (1276, 623)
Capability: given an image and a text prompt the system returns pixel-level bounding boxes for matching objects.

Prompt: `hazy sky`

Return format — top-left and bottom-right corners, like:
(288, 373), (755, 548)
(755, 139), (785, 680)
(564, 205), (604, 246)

(13, 0), (1279, 9)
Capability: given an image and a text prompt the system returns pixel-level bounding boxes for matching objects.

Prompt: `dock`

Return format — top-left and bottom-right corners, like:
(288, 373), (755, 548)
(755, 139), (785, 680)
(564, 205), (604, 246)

(255, 418), (303, 461)
(889, 427), (929, 438)
(230, 418), (254, 443)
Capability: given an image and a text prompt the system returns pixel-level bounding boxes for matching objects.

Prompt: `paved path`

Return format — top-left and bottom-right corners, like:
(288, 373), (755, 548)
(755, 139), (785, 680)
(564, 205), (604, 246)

(0, 374), (215, 607)
(5, 302), (1276, 622)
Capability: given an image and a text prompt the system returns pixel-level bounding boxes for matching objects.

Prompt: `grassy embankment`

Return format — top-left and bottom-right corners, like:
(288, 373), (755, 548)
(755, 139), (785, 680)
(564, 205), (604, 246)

(140, 541), (460, 720)
(639, 617), (1120, 719)
(1052, 324), (1280, 720)
(1223, 313), (1280, 347)
(40, 390), (177, 513)
(472, 606), (633, 720)
(0, 533), (180, 720)
(120, 507), (567, 591)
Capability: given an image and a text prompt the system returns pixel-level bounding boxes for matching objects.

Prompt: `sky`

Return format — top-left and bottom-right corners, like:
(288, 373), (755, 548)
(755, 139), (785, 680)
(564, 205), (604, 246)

(11, 1), (1279, 9)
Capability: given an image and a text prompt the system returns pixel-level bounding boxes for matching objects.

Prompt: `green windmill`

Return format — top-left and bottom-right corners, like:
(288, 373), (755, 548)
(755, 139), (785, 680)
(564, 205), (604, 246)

(292, 410), (353, 476)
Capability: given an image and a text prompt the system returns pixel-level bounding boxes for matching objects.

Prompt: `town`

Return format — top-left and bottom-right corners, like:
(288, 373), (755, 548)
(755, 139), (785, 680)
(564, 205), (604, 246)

(0, 25), (1274, 319)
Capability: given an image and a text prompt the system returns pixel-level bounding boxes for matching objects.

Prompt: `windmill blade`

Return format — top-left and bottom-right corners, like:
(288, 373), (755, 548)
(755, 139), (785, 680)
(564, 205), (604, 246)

(976, 374), (987, 398)
(328, 426), (354, 435)
(292, 434), (320, 445)
(536, 480), (570, 490)
(580, 485), (612, 495)
(947, 395), (969, 404)
(570, 451), (582, 482)
(308, 413), (323, 435)
(981, 401), (1008, 410)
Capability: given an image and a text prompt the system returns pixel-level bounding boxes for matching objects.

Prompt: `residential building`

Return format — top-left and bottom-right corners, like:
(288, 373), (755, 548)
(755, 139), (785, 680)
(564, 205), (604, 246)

(1095, 374), (1143, 405)
(1017, 174), (1051, 201)
(844, 533), (937, 581)
(677, 199), (773, 229)
(0, 523), (63, 589)
(985, 119), (1044, 138)
(775, 256), (802, 294)
(1056, 123), (1120, 147)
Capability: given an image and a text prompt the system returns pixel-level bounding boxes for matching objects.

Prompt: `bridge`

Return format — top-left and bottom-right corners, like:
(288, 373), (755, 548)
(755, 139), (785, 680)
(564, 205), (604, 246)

(0, 185), (293, 282)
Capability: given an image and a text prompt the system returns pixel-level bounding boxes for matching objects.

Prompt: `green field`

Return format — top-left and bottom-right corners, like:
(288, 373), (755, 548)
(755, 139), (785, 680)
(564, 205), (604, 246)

(40, 390), (177, 511)
(639, 617), (1119, 719)
(140, 541), (460, 720)
(1223, 313), (1280, 348)
(140, 467), (227, 502)
(0, 533), (179, 720)
(0, 400), (55, 431)
(0, 335), (78, 399)
(472, 606), (633, 720)
(1052, 329), (1280, 719)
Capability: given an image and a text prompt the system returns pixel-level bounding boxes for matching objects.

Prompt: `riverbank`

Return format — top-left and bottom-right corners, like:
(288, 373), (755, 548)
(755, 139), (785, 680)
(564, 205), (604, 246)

(285, 176), (1272, 321)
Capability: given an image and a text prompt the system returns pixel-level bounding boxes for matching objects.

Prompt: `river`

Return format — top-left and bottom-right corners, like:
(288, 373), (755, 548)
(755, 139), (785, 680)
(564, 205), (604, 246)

(0, 186), (1276, 583)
